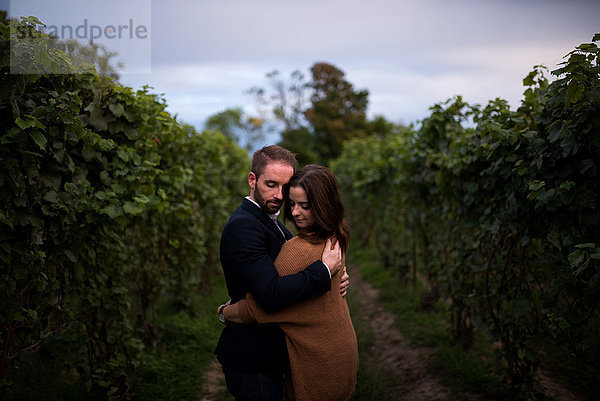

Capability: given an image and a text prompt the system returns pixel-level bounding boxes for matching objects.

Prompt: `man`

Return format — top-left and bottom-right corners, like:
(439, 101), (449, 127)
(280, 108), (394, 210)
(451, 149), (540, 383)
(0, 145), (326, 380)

(215, 145), (348, 400)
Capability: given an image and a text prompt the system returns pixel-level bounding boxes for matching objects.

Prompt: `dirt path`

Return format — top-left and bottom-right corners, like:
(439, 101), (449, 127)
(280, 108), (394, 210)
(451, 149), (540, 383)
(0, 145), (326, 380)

(349, 266), (485, 401)
(198, 359), (230, 401)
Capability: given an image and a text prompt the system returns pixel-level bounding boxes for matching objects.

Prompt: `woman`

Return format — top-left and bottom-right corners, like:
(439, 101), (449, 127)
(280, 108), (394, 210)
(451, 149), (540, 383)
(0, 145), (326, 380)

(220, 164), (358, 401)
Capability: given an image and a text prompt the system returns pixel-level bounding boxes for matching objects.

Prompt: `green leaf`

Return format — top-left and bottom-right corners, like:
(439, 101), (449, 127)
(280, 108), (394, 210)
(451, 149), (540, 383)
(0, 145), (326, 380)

(523, 70), (536, 86)
(548, 124), (561, 142)
(108, 103), (125, 117)
(16, 115), (47, 131)
(568, 250), (585, 268)
(64, 250), (78, 262)
(52, 145), (65, 163)
(578, 159), (596, 176)
(528, 180), (545, 191)
(117, 148), (129, 161)
(131, 152), (142, 166)
(560, 137), (578, 157)
(0, 210), (13, 228)
(16, 117), (34, 130)
(537, 188), (556, 203)
(12, 311), (25, 322)
(44, 190), (58, 202)
(64, 182), (78, 193)
(102, 204), (123, 219)
(112, 183), (127, 195)
(133, 195), (150, 204)
(565, 82), (583, 105)
(98, 138), (115, 151)
(29, 129), (47, 150)
(123, 126), (139, 140)
(578, 43), (598, 52)
(123, 110), (136, 122)
(89, 110), (108, 131)
(575, 243), (595, 249)
(65, 153), (75, 173)
(100, 171), (111, 185)
(123, 201), (144, 215)
(559, 181), (575, 191)
(2, 127), (21, 144)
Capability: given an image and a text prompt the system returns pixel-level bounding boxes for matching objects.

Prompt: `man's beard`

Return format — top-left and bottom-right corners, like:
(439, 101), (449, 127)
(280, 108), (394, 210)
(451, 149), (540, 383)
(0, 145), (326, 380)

(254, 186), (282, 214)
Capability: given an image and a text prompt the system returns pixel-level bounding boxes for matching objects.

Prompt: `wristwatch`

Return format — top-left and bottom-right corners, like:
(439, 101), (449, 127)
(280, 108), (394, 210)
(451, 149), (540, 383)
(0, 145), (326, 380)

(218, 304), (227, 324)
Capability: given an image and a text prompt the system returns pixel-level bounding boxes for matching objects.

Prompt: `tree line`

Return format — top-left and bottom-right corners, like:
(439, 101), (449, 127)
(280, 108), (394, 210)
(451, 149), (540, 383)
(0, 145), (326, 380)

(207, 62), (401, 165)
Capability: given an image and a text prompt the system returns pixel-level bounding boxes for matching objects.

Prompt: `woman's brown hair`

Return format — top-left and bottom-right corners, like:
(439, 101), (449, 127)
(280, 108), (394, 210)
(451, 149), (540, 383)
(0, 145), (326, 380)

(283, 164), (350, 254)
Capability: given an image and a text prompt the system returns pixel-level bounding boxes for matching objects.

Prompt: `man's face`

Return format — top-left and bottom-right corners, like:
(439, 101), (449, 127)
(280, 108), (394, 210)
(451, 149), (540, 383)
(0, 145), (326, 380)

(249, 161), (294, 214)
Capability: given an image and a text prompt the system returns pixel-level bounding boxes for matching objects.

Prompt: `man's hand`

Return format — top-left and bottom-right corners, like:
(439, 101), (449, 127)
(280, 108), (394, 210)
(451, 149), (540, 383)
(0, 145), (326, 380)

(339, 268), (350, 297)
(322, 238), (342, 276)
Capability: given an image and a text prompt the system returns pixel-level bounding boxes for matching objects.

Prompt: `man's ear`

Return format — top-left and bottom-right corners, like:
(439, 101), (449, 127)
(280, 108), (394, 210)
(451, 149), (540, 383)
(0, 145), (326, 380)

(248, 172), (256, 190)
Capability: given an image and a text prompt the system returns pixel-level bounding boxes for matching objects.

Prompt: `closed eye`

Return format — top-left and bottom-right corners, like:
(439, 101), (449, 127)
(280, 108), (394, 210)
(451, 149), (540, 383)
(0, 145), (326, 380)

(290, 201), (310, 210)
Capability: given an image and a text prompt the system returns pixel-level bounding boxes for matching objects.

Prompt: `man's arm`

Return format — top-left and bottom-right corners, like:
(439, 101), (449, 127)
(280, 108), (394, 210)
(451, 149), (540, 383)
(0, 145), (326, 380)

(222, 218), (339, 312)
(339, 268), (350, 297)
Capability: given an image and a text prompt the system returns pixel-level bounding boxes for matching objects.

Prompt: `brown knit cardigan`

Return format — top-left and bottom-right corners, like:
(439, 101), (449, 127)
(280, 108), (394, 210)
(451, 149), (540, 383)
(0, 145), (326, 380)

(236, 236), (359, 401)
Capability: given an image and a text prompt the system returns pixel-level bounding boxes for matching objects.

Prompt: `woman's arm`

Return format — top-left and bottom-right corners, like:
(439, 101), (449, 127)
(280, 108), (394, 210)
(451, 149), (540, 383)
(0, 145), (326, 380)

(222, 292), (302, 325)
(219, 299), (253, 324)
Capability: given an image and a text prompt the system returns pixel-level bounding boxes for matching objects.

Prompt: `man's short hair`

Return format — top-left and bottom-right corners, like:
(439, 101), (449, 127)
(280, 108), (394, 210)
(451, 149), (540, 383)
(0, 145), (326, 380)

(251, 145), (298, 178)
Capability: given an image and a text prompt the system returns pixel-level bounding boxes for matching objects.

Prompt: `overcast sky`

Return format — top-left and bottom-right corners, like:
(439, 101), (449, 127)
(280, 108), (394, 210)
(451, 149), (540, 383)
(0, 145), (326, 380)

(6, 0), (600, 143)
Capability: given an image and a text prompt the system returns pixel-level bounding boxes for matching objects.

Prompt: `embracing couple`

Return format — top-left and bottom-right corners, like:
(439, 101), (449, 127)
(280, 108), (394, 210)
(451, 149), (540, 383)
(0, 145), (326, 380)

(215, 145), (359, 401)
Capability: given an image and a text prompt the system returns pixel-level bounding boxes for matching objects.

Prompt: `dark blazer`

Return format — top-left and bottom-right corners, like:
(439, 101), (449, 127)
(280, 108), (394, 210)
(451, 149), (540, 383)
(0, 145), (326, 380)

(215, 198), (331, 373)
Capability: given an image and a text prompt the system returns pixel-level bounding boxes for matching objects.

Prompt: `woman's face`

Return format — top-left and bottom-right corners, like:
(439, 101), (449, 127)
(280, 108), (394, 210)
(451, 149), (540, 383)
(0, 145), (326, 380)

(289, 186), (315, 230)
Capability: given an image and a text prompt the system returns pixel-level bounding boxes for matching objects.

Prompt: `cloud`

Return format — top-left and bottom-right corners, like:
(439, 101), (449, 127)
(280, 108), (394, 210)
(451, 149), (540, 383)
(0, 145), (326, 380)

(4, 0), (597, 131)
(123, 63), (273, 127)
(131, 32), (591, 129)
(49, 0), (597, 128)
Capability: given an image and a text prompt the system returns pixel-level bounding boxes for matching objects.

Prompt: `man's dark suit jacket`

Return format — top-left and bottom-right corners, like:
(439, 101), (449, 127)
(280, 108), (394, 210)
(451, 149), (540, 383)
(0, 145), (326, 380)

(215, 198), (331, 373)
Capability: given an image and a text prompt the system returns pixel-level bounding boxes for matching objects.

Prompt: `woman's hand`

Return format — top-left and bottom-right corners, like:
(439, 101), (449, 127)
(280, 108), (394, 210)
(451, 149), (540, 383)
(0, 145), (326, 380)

(322, 238), (342, 275)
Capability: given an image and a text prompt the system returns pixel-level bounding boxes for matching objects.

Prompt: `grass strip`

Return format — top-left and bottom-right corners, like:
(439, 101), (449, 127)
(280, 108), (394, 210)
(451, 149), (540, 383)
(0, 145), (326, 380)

(348, 243), (509, 400)
(131, 273), (229, 401)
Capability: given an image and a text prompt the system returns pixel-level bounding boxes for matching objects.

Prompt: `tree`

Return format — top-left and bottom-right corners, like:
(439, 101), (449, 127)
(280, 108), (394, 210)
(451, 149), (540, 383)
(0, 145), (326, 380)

(247, 69), (316, 164)
(59, 39), (123, 79)
(204, 107), (265, 151)
(247, 69), (309, 132)
(6, 15), (122, 78)
(306, 62), (370, 164)
(279, 126), (319, 167)
(247, 62), (372, 165)
(368, 115), (410, 139)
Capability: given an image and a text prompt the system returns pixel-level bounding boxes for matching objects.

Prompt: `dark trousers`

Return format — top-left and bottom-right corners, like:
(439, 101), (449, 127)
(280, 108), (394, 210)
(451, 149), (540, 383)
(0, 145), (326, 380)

(222, 367), (285, 401)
